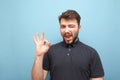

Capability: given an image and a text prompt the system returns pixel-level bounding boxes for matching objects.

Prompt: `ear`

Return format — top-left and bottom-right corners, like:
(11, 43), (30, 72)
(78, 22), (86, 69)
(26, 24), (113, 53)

(78, 25), (81, 32)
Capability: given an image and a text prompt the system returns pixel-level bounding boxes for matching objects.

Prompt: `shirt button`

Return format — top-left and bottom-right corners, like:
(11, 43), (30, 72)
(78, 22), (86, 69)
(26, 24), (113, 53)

(68, 48), (71, 51)
(67, 53), (70, 56)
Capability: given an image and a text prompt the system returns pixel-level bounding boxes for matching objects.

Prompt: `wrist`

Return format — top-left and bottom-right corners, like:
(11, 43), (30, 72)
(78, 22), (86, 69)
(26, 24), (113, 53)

(35, 55), (44, 62)
(36, 53), (44, 59)
(36, 51), (45, 56)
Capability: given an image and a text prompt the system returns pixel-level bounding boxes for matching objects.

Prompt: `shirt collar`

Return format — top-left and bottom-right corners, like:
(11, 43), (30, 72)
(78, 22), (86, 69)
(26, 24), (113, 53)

(62, 38), (80, 48)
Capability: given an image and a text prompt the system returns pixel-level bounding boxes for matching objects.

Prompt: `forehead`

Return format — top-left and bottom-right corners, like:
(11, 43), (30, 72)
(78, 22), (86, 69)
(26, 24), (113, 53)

(60, 18), (78, 25)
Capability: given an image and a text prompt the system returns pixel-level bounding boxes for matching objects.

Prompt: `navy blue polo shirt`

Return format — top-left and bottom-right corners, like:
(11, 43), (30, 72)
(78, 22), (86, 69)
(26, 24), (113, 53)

(43, 40), (104, 80)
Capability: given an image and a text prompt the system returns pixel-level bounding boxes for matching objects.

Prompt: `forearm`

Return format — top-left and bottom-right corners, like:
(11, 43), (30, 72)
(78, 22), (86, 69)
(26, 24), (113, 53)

(32, 32), (50, 80)
(32, 56), (44, 80)
(90, 77), (104, 80)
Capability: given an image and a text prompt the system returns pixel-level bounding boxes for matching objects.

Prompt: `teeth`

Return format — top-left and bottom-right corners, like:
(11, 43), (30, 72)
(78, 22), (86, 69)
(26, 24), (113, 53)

(65, 34), (71, 36)
(65, 36), (70, 37)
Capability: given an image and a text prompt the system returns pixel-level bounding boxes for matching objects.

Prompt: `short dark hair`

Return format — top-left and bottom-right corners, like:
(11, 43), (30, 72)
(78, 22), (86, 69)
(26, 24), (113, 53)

(59, 10), (81, 25)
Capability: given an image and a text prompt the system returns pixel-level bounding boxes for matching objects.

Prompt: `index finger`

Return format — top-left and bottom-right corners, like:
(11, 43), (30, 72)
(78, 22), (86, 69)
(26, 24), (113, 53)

(40, 32), (44, 40)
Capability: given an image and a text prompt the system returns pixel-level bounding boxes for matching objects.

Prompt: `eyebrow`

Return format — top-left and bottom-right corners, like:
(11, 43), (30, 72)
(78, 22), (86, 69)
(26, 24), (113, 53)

(60, 23), (75, 26)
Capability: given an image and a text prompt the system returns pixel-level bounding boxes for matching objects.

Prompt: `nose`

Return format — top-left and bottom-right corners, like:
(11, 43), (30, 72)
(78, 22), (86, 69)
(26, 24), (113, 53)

(64, 27), (69, 33)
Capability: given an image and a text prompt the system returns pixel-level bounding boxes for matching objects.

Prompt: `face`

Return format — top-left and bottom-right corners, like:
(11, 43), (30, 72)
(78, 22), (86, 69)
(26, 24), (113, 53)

(60, 18), (80, 44)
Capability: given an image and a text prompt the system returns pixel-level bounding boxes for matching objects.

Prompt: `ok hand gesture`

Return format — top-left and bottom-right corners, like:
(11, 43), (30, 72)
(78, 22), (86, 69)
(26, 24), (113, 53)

(33, 32), (51, 56)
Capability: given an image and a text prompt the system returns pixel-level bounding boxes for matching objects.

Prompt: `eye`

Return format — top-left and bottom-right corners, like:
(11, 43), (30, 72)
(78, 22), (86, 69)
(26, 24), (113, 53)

(68, 24), (75, 28)
(60, 25), (66, 29)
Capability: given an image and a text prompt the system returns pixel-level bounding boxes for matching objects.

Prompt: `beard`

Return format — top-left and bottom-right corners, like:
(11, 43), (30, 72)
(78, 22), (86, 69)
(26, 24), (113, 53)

(63, 33), (78, 45)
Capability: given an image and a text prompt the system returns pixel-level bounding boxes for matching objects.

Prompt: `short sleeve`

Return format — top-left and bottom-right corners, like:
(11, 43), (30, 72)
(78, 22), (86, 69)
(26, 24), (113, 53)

(90, 50), (104, 78)
(43, 53), (50, 71)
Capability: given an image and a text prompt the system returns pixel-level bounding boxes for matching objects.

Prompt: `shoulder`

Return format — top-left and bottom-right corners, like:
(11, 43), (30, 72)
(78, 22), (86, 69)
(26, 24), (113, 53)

(50, 41), (63, 49)
(79, 42), (97, 52)
(78, 41), (99, 57)
(79, 42), (102, 62)
(47, 41), (63, 53)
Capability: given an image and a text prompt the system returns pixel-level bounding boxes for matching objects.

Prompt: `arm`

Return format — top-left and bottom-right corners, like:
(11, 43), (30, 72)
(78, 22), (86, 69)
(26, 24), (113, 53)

(32, 56), (48, 80)
(32, 32), (51, 80)
(90, 50), (104, 80)
(90, 77), (104, 80)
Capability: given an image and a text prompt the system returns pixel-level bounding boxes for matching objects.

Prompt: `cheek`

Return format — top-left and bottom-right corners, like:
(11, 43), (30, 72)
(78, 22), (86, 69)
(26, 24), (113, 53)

(72, 30), (79, 36)
(60, 29), (64, 35)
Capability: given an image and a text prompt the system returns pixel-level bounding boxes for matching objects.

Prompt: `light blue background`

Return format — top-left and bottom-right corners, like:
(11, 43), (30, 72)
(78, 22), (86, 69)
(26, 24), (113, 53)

(0, 0), (120, 80)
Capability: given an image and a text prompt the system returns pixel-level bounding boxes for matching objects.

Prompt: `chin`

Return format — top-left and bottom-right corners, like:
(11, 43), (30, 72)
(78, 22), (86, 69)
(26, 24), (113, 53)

(65, 40), (73, 44)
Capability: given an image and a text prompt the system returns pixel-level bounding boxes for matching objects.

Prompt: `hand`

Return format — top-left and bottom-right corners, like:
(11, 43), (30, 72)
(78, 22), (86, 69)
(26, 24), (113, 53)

(33, 32), (51, 56)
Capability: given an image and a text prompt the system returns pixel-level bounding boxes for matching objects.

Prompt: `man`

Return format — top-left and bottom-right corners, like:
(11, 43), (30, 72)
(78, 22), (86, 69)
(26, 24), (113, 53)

(32, 10), (104, 80)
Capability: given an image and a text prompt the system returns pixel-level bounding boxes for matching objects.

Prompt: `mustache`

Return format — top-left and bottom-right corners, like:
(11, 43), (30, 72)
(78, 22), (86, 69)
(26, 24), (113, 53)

(63, 32), (72, 36)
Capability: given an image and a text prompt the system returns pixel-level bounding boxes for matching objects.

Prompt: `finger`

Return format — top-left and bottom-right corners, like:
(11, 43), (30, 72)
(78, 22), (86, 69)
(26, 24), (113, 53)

(33, 36), (37, 44)
(36, 32), (40, 41)
(48, 42), (51, 48)
(44, 39), (51, 47)
(40, 32), (44, 40)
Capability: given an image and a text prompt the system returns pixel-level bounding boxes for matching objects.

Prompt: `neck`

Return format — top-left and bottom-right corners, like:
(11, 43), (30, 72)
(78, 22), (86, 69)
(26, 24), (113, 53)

(64, 37), (79, 45)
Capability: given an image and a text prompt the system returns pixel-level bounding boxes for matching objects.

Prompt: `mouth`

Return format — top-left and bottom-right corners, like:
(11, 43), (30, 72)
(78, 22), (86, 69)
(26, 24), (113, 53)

(64, 34), (73, 41)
